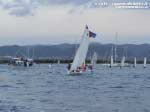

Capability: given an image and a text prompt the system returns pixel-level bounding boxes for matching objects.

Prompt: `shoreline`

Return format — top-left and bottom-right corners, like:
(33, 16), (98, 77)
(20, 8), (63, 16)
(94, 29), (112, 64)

(0, 59), (149, 64)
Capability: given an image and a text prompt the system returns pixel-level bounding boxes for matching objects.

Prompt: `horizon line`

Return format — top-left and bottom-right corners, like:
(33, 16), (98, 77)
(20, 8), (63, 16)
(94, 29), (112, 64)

(1, 42), (150, 47)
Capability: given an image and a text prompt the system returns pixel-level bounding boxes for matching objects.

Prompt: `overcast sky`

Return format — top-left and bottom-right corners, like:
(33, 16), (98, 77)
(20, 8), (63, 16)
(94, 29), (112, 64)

(0, 0), (150, 45)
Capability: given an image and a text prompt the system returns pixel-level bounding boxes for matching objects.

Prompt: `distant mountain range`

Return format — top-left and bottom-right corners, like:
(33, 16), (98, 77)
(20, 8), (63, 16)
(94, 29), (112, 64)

(0, 43), (150, 60)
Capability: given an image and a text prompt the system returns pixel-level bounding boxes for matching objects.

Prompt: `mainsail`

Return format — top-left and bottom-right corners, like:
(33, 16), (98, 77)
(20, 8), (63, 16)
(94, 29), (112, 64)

(110, 56), (114, 66)
(121, 56), (125, 67)
(70, 25), (96, 71)
(91, 52), (98, 65)
(134, 57), (136, 67)
(144, 57), (147, 68)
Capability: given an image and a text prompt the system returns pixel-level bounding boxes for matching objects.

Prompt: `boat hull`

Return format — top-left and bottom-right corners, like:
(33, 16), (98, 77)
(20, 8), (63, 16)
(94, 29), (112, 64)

(67, 70), (82, 75)
(67, 69), (93, 75)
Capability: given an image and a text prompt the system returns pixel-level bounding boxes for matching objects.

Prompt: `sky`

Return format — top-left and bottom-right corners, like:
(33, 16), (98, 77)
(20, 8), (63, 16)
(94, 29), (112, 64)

(0, 0), (150, 45)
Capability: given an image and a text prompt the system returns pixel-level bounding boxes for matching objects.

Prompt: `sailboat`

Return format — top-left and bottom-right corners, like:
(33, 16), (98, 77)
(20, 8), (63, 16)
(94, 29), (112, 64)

(67, 25), (96, 75)
(143, 57), (147, 68)
(102, 47), (113, 67)
(109, 33), (122, 68)
(102, 47), (116, 67)
(9, 47), (34, 67)
(57, 60), (60, 65)
(109, 56), (120, 67)
(120, 56), (130, 68)
(109, 46), (120, 67)
(133, 57), (137, 68)
(91, 52), (98, 66)
(110, 56), (114, 67)
(120, 56), (125, 67)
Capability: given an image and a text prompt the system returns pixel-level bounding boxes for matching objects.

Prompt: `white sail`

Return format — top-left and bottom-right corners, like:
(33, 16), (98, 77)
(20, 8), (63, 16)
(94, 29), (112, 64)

(114, 32), (118, 63)
(91, 52), (98, 65)
(110, 56), (114, 67)
(121, 56), (125, 67)
(134, 57), (136, 67)
(58, 60), (60, 65)
(70, 26), (90, 71)
(144, 57), (147, 68)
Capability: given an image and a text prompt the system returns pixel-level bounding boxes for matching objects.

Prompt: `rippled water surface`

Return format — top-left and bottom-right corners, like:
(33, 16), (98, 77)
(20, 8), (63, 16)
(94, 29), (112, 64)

(0, 64), (150, 112)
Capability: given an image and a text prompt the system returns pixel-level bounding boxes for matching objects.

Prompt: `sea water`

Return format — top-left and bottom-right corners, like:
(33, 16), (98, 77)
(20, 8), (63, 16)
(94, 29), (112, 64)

(0, 64), (150, 112)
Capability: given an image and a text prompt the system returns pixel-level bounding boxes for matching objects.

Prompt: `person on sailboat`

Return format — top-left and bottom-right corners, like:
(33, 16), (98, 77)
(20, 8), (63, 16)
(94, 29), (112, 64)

(67, 63), (71, 70)
(88, 65), (93, 71)
(82, 63), (86, 71)
(24, 59), (28, 67)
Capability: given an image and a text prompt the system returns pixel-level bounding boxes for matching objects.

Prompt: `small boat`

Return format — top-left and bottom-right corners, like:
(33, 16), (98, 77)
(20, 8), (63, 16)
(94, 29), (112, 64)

(109, 56), (120, 67)
(67, 25), (96, 75)
(143, 57), (147, 68)
(9, 57), (34, 67)
(9, 47), (34, 67)
(57, 60), (60, 65)
(107, 43), (120, 68)
(109, 44), (131, 68)
(133, 57), (137, 68)
(120, 56), (130, 68)
(67, 69), (83, 75)
(91, 52), (98, 66)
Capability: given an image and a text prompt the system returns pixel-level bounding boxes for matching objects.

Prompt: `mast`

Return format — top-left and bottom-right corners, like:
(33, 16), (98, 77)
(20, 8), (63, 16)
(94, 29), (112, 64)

(32, 47), (35, 60)
(25, 46), (30, 58)
(114, 32), (118, 63)
(27, 47), (30, 58)
(111, 46), (114, 58)
(125, 46), (128, 59)
(110, 46), (114, 67)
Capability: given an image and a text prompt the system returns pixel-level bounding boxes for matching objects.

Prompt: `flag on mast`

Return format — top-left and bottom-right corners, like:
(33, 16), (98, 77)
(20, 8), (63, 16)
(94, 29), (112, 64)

(89, 31), (96, 38)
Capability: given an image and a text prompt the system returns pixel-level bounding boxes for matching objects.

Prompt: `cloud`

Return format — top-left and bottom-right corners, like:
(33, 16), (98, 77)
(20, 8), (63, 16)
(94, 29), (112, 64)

(0, 0), (84, 16)
(0, 0), (150, 16)
(0, 0), (39, 16)
(31, 0), (91, 5)
(0, 5), (150, 45)
(0, 0), (149, 45)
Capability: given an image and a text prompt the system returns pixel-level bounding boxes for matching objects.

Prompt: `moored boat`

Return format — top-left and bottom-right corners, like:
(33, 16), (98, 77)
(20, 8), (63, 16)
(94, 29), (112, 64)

(9, 57), (34, 67)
